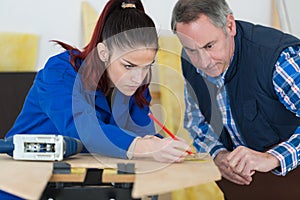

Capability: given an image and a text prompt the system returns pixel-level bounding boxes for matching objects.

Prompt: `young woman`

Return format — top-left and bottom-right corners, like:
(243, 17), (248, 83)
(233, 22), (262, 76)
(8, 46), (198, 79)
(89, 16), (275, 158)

(5, 0), (191, 165)
(1, 0), (191, 199)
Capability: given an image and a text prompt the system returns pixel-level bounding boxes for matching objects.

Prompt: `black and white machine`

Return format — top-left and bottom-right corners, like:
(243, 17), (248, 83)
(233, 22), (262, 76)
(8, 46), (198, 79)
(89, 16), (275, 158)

(0, 134), (82, 161)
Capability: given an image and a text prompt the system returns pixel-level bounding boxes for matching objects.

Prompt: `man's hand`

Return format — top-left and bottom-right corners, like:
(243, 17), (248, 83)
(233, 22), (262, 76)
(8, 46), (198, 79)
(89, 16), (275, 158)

(214, 150), (253, 185)
(227, 146), (280, 177)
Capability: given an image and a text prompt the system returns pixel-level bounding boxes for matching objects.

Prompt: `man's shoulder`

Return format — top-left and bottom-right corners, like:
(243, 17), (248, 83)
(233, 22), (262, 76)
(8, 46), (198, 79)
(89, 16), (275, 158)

(236, 20), (300, 50)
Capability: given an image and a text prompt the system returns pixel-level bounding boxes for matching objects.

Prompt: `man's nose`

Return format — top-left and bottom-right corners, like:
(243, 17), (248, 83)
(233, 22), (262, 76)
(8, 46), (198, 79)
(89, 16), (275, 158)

(196, 49), (211, 68)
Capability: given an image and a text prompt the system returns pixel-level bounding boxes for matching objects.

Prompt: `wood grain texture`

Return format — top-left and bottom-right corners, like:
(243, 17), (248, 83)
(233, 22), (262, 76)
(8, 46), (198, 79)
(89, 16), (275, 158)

(0, 154), (53, 200)
(0, 153), (221, 199)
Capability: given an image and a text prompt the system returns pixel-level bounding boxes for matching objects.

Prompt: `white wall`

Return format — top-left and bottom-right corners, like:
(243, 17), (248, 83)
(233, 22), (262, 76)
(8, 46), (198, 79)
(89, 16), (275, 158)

(0, 0), (298, 70)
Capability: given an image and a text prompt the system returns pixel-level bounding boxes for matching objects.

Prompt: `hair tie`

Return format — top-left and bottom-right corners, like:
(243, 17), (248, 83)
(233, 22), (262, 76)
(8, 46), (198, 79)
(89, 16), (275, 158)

(121, 2), (136, 9)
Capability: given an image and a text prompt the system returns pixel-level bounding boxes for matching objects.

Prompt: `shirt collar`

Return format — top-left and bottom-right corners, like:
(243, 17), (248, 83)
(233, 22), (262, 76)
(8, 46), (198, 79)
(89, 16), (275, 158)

(196, 68), (226, 88)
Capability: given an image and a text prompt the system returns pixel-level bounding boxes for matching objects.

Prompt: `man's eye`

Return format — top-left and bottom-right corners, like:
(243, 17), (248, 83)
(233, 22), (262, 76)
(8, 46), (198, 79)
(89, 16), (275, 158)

(206, 44), (214, 49)
(186, 48), (197, 53)
(124, 65), (133, 69)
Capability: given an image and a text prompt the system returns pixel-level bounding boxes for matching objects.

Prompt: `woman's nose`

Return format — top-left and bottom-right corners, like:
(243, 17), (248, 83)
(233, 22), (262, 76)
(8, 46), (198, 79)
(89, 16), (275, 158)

(131, 68), (145, 84)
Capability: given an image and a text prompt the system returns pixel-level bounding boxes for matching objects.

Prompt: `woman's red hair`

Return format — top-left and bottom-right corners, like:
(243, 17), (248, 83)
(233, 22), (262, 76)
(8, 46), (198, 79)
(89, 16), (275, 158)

(54, 0), (158, 107)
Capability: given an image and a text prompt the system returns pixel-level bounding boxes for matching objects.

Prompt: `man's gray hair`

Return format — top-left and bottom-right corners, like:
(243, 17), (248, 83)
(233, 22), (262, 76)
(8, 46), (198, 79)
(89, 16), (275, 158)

(171, 0), (233, 33)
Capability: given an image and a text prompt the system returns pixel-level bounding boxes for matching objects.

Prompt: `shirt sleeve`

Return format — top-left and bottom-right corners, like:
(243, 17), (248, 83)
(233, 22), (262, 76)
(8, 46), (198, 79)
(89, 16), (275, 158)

(183, 81), (226, 158)
(267, 46), (300, 176)
(126, 137), (141, 159)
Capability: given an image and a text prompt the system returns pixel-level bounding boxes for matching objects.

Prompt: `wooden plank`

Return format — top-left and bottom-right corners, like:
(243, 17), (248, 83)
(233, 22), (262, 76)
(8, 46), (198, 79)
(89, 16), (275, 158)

(102, 168), (135, 183)
(0, 153), (221, 199)
(49, 168), (86, 182)
(272, 0), (281, 29)
(65, 153), (221, 198)
(63, 153), (110, 168)
(150, 91), (161, 100)
(132, 155), (221, 198)
(0, 154), (53, 200)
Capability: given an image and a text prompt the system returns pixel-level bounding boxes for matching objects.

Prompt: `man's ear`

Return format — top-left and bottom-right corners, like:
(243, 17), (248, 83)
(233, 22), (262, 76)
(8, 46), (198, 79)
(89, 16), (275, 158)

(226, 14), (236, 37)
(97, 43), (109, 62)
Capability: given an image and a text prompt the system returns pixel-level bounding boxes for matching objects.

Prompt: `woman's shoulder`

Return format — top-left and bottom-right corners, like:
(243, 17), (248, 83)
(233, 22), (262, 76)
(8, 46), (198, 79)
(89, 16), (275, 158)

(44, 51), (76, 71)
(37, 51), (80, 84)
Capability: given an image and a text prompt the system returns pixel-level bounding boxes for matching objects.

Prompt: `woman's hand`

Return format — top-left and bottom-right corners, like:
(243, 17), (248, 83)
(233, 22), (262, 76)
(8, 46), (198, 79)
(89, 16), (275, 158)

(133, 135), (192, 163)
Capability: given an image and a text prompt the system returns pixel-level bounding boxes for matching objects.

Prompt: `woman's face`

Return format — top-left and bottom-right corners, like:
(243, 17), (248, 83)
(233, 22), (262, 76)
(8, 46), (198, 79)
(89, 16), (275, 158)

(107, 48), (156, 96)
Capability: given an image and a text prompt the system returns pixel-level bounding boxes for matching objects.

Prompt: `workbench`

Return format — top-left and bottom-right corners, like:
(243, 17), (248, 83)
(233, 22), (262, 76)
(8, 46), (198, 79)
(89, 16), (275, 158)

(0, 153), (221, 200)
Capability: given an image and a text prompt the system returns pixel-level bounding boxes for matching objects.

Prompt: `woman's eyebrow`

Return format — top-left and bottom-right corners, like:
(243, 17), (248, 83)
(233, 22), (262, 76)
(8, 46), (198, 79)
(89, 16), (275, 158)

(121, 59), (155, 67)
(121, 58), (138, 67)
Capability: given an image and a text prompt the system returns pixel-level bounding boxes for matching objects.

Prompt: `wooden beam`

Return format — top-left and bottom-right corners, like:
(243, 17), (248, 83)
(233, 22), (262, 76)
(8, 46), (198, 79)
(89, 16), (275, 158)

(272, 0), (281, 30)
(102, 168), (135, 183)
(49, 168), (87, 182)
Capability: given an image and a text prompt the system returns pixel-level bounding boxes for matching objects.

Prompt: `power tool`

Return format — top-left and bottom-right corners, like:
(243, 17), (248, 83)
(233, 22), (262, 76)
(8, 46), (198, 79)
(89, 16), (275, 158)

(0, 134), (82, 161)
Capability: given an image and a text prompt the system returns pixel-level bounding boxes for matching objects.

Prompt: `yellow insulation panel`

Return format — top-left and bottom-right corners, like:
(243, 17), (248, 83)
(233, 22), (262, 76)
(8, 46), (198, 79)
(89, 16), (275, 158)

(0, 32), (38, 71)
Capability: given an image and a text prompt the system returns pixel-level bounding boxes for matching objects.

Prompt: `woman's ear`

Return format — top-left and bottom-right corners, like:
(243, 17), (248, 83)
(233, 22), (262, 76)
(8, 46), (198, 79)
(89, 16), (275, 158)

(97, 43), (109, 62)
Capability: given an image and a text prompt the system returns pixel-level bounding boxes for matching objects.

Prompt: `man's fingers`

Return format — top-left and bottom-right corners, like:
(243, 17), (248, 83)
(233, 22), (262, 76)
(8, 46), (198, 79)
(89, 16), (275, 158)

(223, 167), (252, 185)
(233, 158), (246, 174)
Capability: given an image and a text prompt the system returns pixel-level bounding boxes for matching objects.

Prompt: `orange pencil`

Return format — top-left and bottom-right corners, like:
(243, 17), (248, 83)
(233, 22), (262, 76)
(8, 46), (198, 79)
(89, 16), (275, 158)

(148, 113), (193, 154)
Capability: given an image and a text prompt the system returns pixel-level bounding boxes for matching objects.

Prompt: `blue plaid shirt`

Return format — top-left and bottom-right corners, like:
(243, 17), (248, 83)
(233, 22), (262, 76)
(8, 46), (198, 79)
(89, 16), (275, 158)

(184, 46), (300, 176)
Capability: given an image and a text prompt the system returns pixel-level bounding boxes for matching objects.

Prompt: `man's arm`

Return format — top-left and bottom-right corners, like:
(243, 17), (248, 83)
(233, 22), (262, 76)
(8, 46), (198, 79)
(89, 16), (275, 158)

(227, 46), (300, 177)
(183, 81), (226, 157)
(267, 46), (300, 176)
(184, 81), (253, 184)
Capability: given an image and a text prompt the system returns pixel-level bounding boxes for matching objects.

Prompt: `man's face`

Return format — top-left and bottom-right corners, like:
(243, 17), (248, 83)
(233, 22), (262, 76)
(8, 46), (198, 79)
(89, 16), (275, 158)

(176, 14), (236, 77)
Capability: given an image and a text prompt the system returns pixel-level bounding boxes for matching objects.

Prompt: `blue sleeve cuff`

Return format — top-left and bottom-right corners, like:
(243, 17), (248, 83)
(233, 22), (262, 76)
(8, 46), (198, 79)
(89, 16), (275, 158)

(267, 141), (299, 176)
(0, 190), (23, 200)
(210, 145), (227, 159)
(154, 133), (164, 139)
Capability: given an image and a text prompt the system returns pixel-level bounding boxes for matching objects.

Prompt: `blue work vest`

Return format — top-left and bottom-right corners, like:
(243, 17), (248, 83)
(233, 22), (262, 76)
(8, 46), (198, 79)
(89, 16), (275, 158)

(182, 20), (300, 151)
